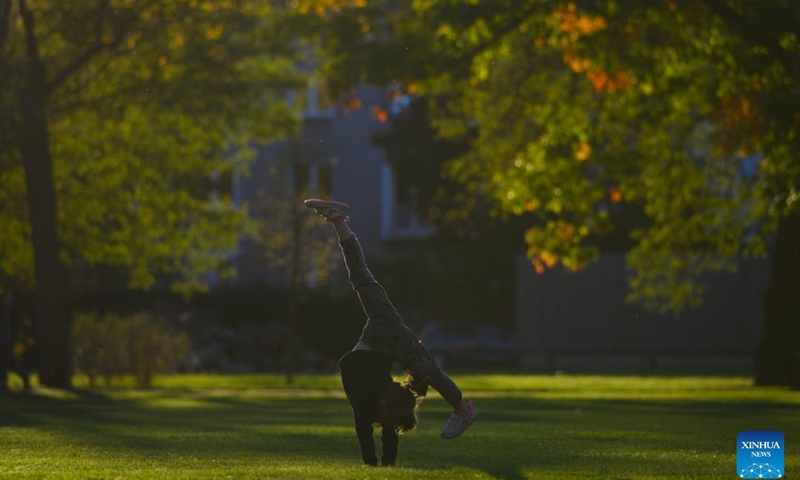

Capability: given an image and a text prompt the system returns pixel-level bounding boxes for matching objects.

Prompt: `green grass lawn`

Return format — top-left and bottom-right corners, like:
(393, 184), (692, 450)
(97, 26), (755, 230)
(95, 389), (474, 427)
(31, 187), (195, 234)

(1, 373), (797, 479)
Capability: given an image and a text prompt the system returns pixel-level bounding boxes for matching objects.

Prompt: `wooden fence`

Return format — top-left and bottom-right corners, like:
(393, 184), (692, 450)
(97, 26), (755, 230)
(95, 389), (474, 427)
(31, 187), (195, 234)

(515, 254), (770, 372)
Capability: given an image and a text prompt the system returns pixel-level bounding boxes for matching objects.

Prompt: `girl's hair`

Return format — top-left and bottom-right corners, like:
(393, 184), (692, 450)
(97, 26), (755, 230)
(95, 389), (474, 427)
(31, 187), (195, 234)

(379, 381), (420, 434)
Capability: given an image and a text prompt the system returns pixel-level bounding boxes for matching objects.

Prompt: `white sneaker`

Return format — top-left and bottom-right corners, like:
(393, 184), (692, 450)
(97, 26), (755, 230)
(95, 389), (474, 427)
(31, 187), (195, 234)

(441, 400), (477, 439)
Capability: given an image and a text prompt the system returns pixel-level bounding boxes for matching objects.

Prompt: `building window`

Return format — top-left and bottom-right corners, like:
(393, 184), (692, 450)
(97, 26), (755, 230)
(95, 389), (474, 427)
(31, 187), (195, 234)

(208, 169), (235, 206)
(293, 163), (310, 195)
(380, 162), (435, 240)
(316, 164), (332, 198)
(293, 163), (333, 198)
(289, 77), (334, 118)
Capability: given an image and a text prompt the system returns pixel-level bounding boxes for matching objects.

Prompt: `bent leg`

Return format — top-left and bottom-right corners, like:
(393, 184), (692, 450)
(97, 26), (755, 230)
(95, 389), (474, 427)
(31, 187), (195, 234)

(396, 327), (465, 410)
(429, 367), (464, 409)
(414, 339), (476, 440)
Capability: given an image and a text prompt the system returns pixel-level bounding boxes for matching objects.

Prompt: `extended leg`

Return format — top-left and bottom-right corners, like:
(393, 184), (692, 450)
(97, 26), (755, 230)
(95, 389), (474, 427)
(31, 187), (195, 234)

(338, 230), (400, 321)
(304, 199), (400, 321)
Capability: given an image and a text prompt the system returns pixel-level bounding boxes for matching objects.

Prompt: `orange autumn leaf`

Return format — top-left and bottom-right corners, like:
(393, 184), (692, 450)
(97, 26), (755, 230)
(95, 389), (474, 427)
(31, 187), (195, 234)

(613, 70), (633, 90)
(713, 95), (764, 155)
(532, 257), (545, 274)
(562, 50), (591, 72)
(540, 251), (559, 268)
(295, 0), (367, 16)
(587, 69), (633, 92)
(575, 142), (592, 161)
(575, 15), (607, 34)
(587, 69), (609, 91)
(204, 25), (223, 40)
(554, 3), (607, 37)
(371, 105), (387, 123)
(609, 186), (623, 203)
(560, 223), (575, 241)
(341, 96), (362, 113)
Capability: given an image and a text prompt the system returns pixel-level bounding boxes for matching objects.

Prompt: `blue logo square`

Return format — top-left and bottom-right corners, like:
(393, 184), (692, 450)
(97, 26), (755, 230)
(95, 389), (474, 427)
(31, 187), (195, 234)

(737, 431), (784, 478)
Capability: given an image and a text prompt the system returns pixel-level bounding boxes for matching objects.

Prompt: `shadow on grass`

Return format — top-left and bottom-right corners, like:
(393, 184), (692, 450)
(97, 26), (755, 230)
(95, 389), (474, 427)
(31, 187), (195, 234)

(1, 388), (797, 479)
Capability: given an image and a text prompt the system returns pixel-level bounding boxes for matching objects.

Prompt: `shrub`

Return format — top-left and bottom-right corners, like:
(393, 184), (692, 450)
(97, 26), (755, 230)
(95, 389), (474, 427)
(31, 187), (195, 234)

(72, 312), (190, 387)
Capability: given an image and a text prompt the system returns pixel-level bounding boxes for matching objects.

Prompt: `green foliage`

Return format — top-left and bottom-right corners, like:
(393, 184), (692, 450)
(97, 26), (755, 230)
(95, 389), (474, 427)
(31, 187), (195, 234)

(0, 375), (797, 479)
(0, 161), (33, 289)
(72, 312), (190, 388)
(321, 0), (800, 312)
(363, 95), (523, 324)
(255, 186), (341, 289)
(0, 0), (309, 293)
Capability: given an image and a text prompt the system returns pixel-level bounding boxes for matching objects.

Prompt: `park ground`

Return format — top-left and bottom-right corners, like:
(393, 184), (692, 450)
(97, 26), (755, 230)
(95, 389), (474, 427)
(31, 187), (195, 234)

(0, 373), (797, 479)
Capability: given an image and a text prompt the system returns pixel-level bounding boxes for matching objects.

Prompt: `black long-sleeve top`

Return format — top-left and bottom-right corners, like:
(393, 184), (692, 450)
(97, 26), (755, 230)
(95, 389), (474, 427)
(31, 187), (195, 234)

(338, 350), (398, 466)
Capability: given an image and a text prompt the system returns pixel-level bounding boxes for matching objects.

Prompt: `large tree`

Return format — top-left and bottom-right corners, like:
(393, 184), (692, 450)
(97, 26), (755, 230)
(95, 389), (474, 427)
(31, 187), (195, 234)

(321, 0), (800, 385)
(0, 0), (308, 388)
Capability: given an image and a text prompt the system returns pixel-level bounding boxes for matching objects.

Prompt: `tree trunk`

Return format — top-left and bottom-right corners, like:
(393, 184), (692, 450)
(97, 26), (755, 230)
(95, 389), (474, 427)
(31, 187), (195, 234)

(285, 198), (303, 386)
(754, 210), (800, 388)
(18, 0), (72, 389)
(0, 292), (11, 392)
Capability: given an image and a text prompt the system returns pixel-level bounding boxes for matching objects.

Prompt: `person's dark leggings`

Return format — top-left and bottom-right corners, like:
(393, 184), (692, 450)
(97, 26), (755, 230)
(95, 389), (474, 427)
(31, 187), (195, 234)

(340, 234), (463, 409)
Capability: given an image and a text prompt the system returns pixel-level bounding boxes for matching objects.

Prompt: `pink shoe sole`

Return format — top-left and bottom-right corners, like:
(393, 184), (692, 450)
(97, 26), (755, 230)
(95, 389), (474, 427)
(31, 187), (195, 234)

(303, 198), (350, 222)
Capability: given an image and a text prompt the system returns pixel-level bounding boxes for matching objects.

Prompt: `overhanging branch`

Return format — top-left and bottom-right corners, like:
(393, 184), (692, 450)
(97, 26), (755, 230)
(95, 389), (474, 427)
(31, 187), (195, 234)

(0, 0), (12, 55)
(47, 42), (108, 92)
(47, 0), (129, 93)
(445, 3), (545, 71)
(702, 0), (795, 75)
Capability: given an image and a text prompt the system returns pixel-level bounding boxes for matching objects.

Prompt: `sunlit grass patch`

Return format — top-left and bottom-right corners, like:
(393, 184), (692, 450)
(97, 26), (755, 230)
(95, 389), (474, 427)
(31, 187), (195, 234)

(1, 374), (797, 479)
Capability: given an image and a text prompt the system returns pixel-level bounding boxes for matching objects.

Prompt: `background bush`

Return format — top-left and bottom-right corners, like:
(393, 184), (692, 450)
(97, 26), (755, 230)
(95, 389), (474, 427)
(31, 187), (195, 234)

(72, 312), (190, 387)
